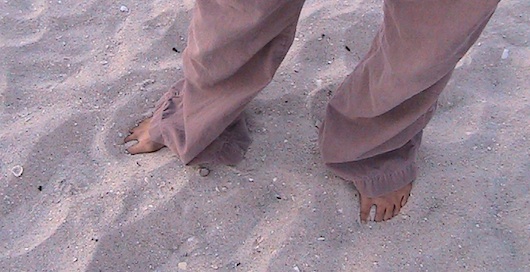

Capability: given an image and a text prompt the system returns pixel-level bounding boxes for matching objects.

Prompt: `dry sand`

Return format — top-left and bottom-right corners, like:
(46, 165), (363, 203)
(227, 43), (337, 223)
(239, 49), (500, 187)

(1, 0), (529, 271)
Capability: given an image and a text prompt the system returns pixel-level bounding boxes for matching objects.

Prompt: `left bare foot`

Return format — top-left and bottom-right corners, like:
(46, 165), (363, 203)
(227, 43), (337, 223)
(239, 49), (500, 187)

(359, 183), (412, 222)
(124, 117), (165, 154)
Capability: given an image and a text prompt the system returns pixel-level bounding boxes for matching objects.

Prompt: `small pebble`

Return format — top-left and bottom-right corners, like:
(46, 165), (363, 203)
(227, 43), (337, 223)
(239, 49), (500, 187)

(120, 5), (129, 12)
(199, 167), (210, 177)
(12, 165), (23, 177)
(178, 262), (187, 270)
(317, 236), (326, 241)
(501, 48), (509, 60)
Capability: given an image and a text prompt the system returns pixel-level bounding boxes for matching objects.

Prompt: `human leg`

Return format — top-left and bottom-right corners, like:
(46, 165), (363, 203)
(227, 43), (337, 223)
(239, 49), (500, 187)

(319, 0), (500, 221)
(126, 0), (305, 165)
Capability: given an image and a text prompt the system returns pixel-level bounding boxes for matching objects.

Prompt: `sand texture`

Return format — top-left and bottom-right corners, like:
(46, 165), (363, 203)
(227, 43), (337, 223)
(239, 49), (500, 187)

(1, 0), (529, 271)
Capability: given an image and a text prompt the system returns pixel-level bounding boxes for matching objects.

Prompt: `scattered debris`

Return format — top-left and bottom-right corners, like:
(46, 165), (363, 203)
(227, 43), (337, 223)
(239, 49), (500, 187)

(501, 48), (509, 60)
(11, 165), (23, 177)
(199, 167), (210, 177)
(255, 235), (264, 246)
(178, 262), (187, 270)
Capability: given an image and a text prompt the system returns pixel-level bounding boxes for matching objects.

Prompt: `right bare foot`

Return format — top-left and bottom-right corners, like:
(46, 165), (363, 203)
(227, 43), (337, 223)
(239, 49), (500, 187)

(124, 117), (165, 154)
(359, 183), (412, 222)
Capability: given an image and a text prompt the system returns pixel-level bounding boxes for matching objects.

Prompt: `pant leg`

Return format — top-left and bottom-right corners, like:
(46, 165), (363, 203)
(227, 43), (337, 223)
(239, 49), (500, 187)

(319, 0), (499, 197)
(149, 0), (305, 165)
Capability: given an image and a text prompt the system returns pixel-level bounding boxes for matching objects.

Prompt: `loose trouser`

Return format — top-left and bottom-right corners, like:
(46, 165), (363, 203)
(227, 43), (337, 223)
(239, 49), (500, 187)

(149, 0), (499, 197)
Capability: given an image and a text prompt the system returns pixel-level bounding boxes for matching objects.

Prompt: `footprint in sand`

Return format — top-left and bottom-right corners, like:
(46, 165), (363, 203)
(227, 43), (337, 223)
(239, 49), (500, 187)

(305, 84), (336, 128)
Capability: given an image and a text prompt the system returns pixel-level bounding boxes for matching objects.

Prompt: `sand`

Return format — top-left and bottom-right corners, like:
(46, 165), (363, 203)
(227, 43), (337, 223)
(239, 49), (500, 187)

(1, 0), (529, 271)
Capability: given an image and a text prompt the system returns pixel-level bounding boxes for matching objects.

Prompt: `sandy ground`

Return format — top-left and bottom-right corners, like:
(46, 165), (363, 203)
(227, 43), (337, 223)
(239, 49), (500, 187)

(1, 0), (529, 271)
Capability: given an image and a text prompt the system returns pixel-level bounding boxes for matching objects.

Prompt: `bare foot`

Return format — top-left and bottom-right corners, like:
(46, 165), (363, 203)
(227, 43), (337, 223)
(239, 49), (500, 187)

(359, 183), (412, 222)
(124, 117), (165, 154)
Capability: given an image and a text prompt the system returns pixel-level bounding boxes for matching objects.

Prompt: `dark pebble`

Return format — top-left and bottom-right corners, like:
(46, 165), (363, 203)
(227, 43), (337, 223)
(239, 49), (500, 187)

(199, 167), (210, 177)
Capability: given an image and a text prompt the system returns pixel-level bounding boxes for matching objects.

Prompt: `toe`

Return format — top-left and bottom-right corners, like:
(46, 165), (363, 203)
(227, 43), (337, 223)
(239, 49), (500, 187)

(359, 197), (372, 223)
(374, 206), (385, 222)
(137, 118), (151, 127)
(393, 203), (402, 216)
(124, 133), (137, 143)
(401, 192), (410, 207)
(127, 143), (142, 155)
(129, 124), (139, 134)
(399, 183), (413, 207)
(384, 205), (395, 221)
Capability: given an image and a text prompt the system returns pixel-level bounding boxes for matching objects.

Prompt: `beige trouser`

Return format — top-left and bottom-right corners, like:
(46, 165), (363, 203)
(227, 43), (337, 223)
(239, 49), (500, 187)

(149, 0), (499, 197)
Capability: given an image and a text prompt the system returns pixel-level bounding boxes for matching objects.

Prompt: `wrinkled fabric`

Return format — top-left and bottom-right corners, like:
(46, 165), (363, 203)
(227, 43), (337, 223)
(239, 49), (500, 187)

(149, 0), (305, 165)
(149, 0), (499, 197)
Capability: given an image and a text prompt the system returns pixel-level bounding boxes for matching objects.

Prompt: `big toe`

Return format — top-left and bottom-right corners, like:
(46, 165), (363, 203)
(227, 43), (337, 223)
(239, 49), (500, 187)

(127, 144), (143, 155)
(359, 198), (373, 223)
(128, 141), (164, 155)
